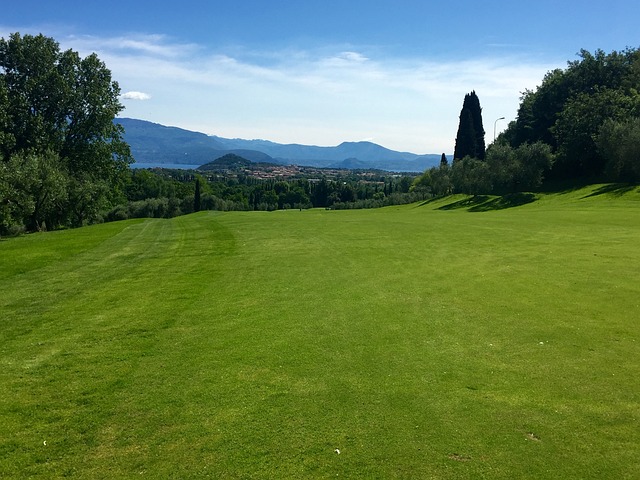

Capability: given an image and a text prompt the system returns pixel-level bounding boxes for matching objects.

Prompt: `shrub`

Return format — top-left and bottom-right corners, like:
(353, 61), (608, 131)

(598, 117), (640, 182)
(105, 204), (129, 222)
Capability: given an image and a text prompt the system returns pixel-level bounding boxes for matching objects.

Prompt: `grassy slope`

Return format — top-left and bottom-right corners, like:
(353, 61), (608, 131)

(1, 185), (639, 478)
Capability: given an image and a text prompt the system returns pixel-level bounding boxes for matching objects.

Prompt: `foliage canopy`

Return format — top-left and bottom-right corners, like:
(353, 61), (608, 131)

(502, 47), (640, 181)
(0, 33), (131, 234)
(423, 47), (640, 195)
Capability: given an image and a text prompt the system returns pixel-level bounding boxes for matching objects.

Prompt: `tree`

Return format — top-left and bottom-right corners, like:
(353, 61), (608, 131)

(440, 153), (448, 167)
(398, 176), (413, 193)
(597, 117), (640, 182)
(453, 91), (486, 160)
(0, 150), (69, 231)
(511, 69), (570, 149)
(339, 183), (357, 203)
(0, 78), (13, 154)
(194, 178), (201, 212)
(502, 47), (640, 180)
(467, 92), (486, 159)
(484, 143), (517, 192)
(552, 88), (640, 178)
(454, 109), (476, 160)
(413, 163), (452, 197)
(126, 169), (169, 201)
(0, 33), (131, 233)
(481, 142), (553, 193)
(450, 156), (492, 194)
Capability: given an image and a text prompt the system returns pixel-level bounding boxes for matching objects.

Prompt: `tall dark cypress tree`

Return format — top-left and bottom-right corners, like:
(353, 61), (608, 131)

(194, 178), (201, 212)
(454, 107), (477, 160)
(453, 91), (486, 160)
(467, 91), (486, 159)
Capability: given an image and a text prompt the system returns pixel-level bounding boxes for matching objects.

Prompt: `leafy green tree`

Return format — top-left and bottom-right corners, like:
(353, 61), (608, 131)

(503, 47), (640, 180)
(412, 164), (452, 197)
(339, 183), (357, 203)
(552, 88), (640, 178)
(454, 91), (485, 160)
(0, 32), (131, 232)
(450, 156), (491, 194)
(398, 176), (413, 193)
(262, 189), (279, 209)
(274, 181), (289, 195)
(68, 175), (111, 227)
(512, 142), (554, 190)
(597, 117), (640, 181)
(0, 155), (34, 233)
(280, 185), (310, 209)
(485, 144), (517, 192)
(485, 142), (553, 193)
(512, 69), (570, 148)
(0, 79), (13, 154)
(0, 150), (68, 231)
(126, 169), (169, 201)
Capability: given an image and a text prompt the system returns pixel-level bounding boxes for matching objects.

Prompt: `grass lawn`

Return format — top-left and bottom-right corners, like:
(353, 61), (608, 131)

(1, 184), (639, 478)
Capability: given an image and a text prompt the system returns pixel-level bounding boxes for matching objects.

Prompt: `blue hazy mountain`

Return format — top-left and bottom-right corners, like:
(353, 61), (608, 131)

(116, 118), (442, 172)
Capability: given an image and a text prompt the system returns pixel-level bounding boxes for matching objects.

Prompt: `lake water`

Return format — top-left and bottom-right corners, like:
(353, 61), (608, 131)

(130, 163), (202, 170)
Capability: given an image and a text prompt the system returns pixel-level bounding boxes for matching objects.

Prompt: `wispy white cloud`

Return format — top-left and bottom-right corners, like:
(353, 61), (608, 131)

(67, 33), (200, 58)
(320, 51), (370, 68)
(121, 91), (151, 100)
(3, 29), (560, 153)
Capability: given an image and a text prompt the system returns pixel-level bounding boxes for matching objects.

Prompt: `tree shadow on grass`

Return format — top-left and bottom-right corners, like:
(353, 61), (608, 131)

(417, 196), (448, 207)
(469, 192), (538, 212)
(582, 183), (638, 198)
(417, 198), (434, 207)
(437, 195), (491, 211)
(435, 192), (538, 212)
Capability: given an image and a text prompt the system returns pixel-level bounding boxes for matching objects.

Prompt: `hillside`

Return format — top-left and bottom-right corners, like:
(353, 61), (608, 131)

(115, 118), (275, 165)
(198, 153), (268, 171)
(2, 185), (639, 478)
(116, 118), (442, 172)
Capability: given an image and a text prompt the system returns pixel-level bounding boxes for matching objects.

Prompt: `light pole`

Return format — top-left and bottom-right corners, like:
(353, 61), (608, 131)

(494, 117), (505, 142)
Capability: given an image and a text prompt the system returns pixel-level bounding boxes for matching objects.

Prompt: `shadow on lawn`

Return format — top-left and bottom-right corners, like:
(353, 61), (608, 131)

(435, 192), (538, 212)
(436, 195), (490, 211)
(582, 183), (638, 198)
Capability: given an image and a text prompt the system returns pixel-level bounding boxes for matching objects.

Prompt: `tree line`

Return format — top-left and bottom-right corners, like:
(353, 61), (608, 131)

(414, 47), (640, 196)
(104, 167), (423, 222)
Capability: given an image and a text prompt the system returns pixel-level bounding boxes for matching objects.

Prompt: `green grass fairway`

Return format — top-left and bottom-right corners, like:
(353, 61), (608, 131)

(2, 185), (640, 478)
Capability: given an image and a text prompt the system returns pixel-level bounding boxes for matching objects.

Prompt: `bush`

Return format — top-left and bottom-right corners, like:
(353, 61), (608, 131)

(485, 142), (554, 193)
(105, 204), (129, 222)
(128, 198), (169, 218)
(451, 156), (492, 194)
(167, 197), (183, 218)
(598, 118), (640, 182)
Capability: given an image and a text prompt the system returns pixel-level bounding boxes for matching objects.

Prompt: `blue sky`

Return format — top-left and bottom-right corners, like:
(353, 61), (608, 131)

(3, 1), (639, 153)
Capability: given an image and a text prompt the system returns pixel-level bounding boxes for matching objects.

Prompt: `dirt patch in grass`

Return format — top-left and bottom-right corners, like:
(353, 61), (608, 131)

(526, 432), (541, 442)
(448, 453), (472, 462)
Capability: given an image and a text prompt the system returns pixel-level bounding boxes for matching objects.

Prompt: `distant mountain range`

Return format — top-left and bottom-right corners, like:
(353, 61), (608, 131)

(115, 118), (443, 172)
